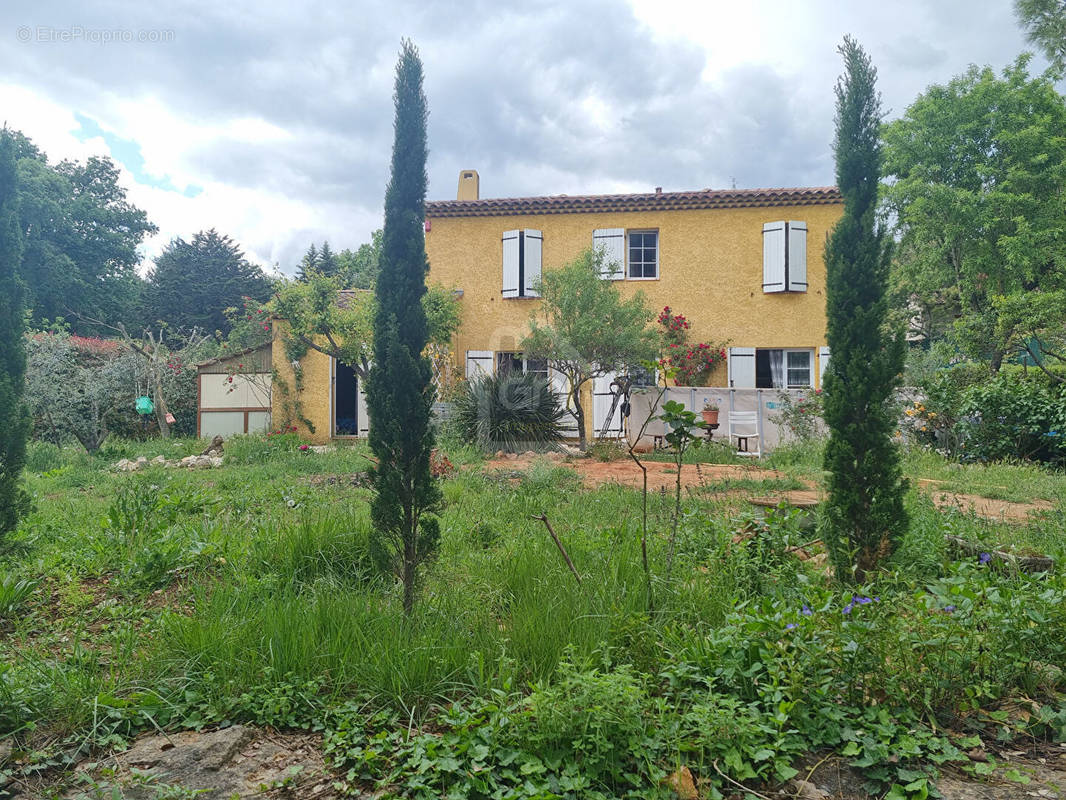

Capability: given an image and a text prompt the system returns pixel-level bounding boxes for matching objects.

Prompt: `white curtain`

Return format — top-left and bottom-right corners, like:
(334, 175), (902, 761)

(768, 350), (785, 389)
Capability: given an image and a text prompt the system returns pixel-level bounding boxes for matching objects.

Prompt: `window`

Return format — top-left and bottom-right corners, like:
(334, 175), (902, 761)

(754, 348), (813, 388)
(762, 221), (807, 293)
(592, 229), (658, 280)
(496, 352), (548, 379)
(786, 350), (812, 387)
(502, 229), (542, 298)
(628, 230), (658, 279)
(627, 365), (657, 387)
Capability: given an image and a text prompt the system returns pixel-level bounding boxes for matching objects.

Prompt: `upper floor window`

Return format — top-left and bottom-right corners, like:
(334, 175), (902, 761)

(502, 229), (542, 298)
(592, 228), (658, 280)
(628, 230), (658, 279)
(762, 221), (807, 293)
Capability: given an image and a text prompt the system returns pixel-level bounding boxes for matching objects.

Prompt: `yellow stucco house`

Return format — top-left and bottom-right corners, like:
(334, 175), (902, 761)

(265, 171), (843, 443)
(424, 170), (843, 441)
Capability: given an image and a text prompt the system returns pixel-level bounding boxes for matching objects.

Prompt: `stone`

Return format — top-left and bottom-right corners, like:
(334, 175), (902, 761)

(790, 778), (830, 799)
(180, 455), (198, 466)
(664, 766), (698, 800)
(151, 455), (166, 465)
(58, 725), (366, 800)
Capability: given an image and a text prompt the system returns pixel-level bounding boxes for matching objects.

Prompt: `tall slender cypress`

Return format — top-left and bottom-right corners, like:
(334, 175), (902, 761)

(366, 40), (441, 615)
(821, 38), (908, 583)
(0, 129), (30, 542)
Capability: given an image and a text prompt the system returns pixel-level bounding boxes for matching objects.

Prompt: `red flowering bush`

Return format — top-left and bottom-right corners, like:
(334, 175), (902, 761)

(660, 342), (726, 386)
(655, 307), (725, 386)
(657, 306), (689, 346)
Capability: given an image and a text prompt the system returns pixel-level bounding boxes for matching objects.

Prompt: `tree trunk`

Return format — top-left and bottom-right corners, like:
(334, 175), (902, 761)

(152, 371), (171, 439)
(574, 404), (587, 451)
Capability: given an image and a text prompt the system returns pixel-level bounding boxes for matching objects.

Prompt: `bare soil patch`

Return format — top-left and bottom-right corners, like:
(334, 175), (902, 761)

(479, 456), (1058, 522)
(482, 453), (804, 493)
(918, 480), (1054, 522)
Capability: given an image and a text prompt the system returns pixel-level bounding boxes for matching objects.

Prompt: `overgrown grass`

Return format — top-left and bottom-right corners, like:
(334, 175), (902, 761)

(3, 434), (1066, 798)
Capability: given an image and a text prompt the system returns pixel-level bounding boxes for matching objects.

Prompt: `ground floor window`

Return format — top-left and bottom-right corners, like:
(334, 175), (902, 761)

(627, 365), (657, 387)
(496, 352), (548, 379)
(755, 349), (812, 388)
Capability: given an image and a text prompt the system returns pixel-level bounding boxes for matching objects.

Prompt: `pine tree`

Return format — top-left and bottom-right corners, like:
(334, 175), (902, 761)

(821, 37), (908, 583)
(145, 229), (271, 336)
(366, 40), (441, 615)
(296, 243), (319, 282)
(317, 241), (338, 278)
(0, 129), (31, 542)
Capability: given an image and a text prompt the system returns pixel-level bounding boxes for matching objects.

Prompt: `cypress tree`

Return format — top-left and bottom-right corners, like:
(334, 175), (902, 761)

(821, 37), (908, 583)
(366, 40), (440, 615)
(0, 129), (31, 542)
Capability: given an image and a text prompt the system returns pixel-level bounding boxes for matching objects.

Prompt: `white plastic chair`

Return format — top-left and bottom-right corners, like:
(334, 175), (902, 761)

(728, 411), (761, 457)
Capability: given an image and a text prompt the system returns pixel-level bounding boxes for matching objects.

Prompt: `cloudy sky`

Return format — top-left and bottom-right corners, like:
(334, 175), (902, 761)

(0, 0), (1053, 275)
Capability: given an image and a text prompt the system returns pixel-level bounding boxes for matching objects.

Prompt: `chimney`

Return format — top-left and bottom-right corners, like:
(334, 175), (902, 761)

(457, 169), (479, 201)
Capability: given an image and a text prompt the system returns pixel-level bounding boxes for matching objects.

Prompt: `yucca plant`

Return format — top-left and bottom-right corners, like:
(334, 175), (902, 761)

(454, 372), (567, 453)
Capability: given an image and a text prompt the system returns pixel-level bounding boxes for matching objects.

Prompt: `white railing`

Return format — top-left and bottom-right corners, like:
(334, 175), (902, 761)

(625, 387), (820, 453)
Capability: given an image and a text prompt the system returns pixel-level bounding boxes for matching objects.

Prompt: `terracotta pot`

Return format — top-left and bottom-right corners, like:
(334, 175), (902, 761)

(701, 409), (719, 425)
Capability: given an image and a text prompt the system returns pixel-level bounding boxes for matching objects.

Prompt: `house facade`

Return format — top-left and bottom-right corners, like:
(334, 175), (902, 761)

(425, 170), (844, 441)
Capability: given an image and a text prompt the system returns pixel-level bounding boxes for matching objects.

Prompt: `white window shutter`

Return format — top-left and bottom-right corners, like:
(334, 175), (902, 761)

(788, 221), (808, 292)
(728, 347), (756, 388)
(465, 350), (493, 380)
(818, 346), (831, 388)
(356, 372), (370, 436)
(502, 230), (520, 298)
(523, 229), (542, 297)
(762, 222), (786, 293)
(592, 228), (625, 280)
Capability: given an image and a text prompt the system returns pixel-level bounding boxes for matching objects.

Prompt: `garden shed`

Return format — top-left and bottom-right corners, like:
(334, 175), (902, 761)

(196, 343), (273, 438)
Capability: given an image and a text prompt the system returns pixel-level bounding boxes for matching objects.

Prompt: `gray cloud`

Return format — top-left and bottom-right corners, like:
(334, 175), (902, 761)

(0, 0), (1052, 274)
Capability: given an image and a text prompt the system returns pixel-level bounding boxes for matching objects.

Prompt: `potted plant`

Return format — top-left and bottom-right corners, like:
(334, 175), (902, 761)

(701, 399), (720, 425)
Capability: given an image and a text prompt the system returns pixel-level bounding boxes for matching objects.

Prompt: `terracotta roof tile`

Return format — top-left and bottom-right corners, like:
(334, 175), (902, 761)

(425, 186), (841, 218)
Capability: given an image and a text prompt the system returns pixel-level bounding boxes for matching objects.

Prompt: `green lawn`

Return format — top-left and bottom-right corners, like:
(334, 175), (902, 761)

(2, 435), (1065, 799)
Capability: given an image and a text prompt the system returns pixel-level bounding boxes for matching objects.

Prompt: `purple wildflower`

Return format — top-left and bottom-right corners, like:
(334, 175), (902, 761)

(785, 623), (797, 630)
(801, 604), (812, 616)
(944, 605), (956, 613)
(978, 552), (992, 564)
(842, 603), (854, 615)
(856, 596), (872, 605)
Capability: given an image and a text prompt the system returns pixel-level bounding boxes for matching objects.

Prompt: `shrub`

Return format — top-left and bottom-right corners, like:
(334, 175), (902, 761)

(771, 389), (825, 442)
(453, 372), (567, 453)
(956, 373), (1066, 464)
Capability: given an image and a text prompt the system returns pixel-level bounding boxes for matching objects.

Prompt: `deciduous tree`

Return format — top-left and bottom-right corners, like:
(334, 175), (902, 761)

(1015, 0), (1066, 73)
(882, 58), (1066, 370)
(821, 37), (908, 583)
(15, 141), (155, 331)
(522, 247), (657, 451)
